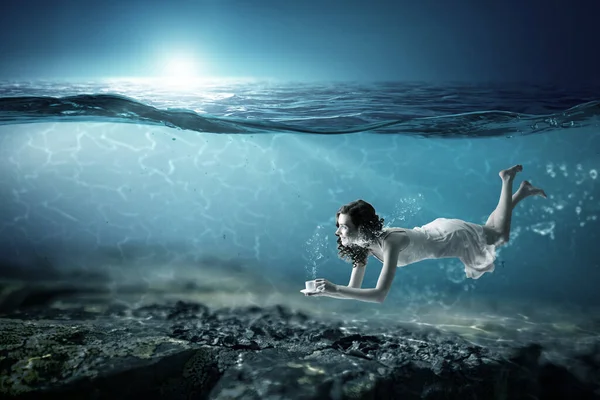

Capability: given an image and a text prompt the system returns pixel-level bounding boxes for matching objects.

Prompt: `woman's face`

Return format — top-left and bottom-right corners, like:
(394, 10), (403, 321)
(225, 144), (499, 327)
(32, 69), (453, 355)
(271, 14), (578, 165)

(336, 213), (361, 246)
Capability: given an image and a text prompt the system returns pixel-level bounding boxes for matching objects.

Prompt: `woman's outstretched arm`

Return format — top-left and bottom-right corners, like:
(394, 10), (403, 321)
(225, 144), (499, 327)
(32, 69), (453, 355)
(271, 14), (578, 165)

(334, 240), (400, 303)
(348, 262), (366, 288)
(313, 233), (407, 303)
(315, 262), (367, 300)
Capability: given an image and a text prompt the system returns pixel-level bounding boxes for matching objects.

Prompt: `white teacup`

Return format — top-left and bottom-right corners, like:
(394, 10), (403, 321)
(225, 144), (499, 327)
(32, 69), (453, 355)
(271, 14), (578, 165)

(305, 280), (316, 292)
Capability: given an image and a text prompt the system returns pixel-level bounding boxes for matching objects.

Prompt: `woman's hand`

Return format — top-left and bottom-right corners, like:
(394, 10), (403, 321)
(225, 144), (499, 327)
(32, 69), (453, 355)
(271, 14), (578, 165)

(306, 278), (338, 297)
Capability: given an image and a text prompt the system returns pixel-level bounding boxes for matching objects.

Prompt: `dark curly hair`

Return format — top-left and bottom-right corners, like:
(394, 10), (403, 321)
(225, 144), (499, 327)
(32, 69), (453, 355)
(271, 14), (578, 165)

(336, 199), (385, 268)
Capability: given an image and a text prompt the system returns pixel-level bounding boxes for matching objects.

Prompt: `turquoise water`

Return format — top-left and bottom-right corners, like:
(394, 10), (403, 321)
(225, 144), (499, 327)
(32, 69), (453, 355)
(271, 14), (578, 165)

(0, 79), (599, 347)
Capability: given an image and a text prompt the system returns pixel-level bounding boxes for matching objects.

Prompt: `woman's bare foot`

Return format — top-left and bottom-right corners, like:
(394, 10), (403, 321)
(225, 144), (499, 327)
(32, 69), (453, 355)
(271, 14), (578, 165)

(519, 180), (547, 199)
(499, 164), (523, 181)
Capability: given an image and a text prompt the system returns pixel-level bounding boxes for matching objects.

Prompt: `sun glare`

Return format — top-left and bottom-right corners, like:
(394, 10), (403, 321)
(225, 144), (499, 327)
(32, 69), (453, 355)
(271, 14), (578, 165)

(161, 54), (201, 86)
(165, 58), (196, 77)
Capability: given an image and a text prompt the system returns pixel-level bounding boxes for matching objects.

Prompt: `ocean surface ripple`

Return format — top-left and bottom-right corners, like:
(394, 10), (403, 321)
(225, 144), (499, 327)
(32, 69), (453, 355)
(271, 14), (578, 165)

(0, 80), (598, 137)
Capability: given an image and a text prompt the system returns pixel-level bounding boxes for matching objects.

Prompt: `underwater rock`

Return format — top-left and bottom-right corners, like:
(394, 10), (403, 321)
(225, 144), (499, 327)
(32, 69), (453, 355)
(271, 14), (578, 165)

(0, 300), (598, 399)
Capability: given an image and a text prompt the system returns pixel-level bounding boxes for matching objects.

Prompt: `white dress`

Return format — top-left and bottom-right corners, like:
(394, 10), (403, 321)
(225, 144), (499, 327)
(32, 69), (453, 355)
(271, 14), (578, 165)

(372, 218), (496, 279)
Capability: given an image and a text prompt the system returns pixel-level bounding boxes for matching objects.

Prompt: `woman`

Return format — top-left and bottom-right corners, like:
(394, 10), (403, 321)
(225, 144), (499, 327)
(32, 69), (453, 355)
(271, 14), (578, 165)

(305, 165), (547, 303)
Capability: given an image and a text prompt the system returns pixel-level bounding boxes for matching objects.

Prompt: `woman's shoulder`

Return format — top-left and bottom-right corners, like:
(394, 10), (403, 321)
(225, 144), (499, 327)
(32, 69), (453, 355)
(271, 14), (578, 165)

(381, 227), (408, 236)
(381, 228), (410, 249)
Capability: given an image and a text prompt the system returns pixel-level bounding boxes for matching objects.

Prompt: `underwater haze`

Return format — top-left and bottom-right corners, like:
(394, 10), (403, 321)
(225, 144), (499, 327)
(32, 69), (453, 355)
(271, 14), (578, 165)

(1, 79), (599, 345)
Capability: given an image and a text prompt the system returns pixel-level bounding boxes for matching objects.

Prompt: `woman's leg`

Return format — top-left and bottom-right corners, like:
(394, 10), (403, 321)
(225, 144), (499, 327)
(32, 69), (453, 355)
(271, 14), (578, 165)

(484, 165), (547, 246)
(511, 180), (547, 208)
(491, 165), (521, 244)
(485, 180), (547, 226)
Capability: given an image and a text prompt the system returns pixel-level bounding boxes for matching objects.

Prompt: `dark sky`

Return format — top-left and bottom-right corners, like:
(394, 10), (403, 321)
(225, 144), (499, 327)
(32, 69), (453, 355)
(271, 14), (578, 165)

(0, 0), (598, 83)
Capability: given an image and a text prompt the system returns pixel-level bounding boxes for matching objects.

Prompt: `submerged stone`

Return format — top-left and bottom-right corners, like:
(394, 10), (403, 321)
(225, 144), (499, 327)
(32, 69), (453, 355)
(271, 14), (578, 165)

(0, 301), (598, 399)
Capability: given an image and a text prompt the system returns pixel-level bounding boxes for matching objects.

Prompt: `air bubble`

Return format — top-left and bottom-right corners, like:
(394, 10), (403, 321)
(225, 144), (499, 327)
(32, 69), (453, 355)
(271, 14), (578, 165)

(384, 196), (424, 226)
(304, 224), (331, 279)
(531, 221), (556, 240)
(559, 164), (568, 177)
(590, 169), (598, 180)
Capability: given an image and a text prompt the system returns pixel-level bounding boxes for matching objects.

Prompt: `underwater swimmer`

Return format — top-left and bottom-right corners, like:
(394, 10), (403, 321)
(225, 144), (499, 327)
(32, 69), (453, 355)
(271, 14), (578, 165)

(304, 165), (547, 303)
